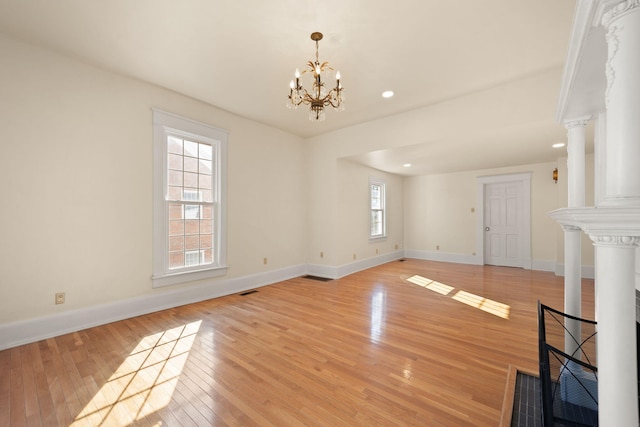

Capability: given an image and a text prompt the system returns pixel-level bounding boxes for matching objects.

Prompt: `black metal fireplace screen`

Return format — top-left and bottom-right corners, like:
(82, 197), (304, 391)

(538, 302), (598, 426)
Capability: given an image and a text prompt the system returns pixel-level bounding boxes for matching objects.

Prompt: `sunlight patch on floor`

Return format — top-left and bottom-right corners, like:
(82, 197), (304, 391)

(452, 290), (511, 319)
(71, 320), (202, 426)
(405, 275), (510, 319)
(407, 275), (454, 295)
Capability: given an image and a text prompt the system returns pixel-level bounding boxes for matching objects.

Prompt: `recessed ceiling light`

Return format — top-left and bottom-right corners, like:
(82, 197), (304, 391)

(552, 143), (566, 148)
(403, 163), (412, 168)
(382, 91), (394, 98)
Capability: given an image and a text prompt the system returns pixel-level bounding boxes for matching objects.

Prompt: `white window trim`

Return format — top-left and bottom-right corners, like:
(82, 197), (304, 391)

(152, 109), (228, 288)
(369, 177), (387, 241)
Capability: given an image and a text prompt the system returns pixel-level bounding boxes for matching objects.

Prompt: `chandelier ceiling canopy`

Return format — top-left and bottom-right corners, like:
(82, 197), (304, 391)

(287, 32), (344, 122)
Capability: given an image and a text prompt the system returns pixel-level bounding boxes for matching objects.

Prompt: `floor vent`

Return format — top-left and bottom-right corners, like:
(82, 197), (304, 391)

(398, 259), (406, 262)
(302, 275), (333, 282)
(239, 290), (258, 296)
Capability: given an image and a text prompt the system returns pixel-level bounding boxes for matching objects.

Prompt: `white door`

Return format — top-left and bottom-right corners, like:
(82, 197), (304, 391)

(484, 181), (523, 267)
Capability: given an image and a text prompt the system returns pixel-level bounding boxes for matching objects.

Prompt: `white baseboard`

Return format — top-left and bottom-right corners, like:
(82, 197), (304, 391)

(404, 249), (483, 265)
(531, 260), (556, 273)
(0, 264), (306, 351)
(307, 250), (404, 279)
(306, 263), (339, 279)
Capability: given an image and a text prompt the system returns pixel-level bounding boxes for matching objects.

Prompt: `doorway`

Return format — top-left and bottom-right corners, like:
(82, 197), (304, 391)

(476, 173), (532, 269)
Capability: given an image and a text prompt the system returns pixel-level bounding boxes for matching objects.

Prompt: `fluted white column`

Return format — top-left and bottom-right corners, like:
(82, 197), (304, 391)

(591, 235), (639, 426)
(595, 3), (640, 424)
(602, 1), (640, 206)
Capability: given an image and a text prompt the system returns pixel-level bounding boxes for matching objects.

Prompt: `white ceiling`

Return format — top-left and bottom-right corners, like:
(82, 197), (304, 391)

(0, 0), (581, 175)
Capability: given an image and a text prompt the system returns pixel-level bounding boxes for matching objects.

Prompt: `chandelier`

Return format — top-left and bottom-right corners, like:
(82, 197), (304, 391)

(287, 32), (345, 121)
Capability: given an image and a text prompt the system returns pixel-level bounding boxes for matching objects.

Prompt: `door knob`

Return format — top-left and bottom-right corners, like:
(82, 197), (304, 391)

(485, 226), (490, 231)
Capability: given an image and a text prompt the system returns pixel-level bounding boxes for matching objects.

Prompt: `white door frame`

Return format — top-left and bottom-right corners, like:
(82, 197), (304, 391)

(476, 173), (532, 269)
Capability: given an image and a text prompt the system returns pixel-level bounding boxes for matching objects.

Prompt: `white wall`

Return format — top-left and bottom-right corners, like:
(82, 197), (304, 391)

(0, 34), (307, 327)
(335, 159), (403, 266)
(405, 162), (563, 269)
(305, 155), (405, 279)
(405, 172), (478, 256)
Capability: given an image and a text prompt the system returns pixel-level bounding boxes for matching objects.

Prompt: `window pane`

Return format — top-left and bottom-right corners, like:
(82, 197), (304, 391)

(168, 204), (183, 220)
(199, 144), (212, 160)
(184, 250), (202, 266)
(184, 172), (198, 188)
(184, 140), (198, 157)
(200, 218), (212, 234)
(185, 235), (199, 251)
(168, 170), (183, 187)
(200, 234), (212, 249)
(199, 174), (212, 190)
(184, 205), (201, 219)
(169, 236), (184, 251)
(185, 219), (199, 235)
(184, 156), (198, 173)
(168, 136), (183, 154)
(169, 251), (184, 269)
(202, 190), (213, 203)
(203, 249), (213, 263)
(169, 220), (184, 236)
(183, 189), (201, 201)
(168, 186), (182, 201)
(199, 159), (212, 174)
(168, 153), (183, 171)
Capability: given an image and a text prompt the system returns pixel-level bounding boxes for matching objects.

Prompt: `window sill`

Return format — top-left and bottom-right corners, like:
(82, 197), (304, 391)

(369, 236), (387, 242)
(152, 265), (228, 288)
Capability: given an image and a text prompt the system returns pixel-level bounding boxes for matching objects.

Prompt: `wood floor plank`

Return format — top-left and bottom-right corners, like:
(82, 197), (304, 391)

(0, 259), (595, 426)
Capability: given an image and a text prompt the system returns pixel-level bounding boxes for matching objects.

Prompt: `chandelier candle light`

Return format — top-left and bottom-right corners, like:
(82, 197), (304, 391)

(287, 32), (345, 121)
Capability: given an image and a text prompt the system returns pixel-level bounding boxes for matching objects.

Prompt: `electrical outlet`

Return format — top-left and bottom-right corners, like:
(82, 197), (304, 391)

(395, 244), (398, 250)
(320, 251), (324, 258)
(436, 245), (440, 250)
(353, 253), (356, 260)
(263, 257), (268, 265)
(55, 292), (65, 305)
(376, 248), (379, 254)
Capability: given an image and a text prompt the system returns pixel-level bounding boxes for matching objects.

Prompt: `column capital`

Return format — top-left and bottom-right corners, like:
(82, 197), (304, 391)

(601, 0), (640, 27)
(561, 224), (582, 232)
(564, 116), (592, 130)
(590, 234), (640, 247)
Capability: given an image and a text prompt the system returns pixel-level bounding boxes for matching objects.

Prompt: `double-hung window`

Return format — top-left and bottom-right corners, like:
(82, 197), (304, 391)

(152, 110), (227, 287)
(370, 178), (386, 239)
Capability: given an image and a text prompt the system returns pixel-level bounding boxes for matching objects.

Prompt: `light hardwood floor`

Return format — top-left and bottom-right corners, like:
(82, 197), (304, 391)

(0, 259), (594, 426)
